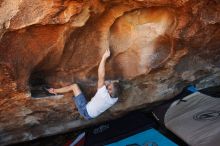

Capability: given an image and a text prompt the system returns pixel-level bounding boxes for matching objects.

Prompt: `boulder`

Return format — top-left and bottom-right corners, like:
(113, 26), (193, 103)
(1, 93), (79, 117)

(0, 0), (220, 145)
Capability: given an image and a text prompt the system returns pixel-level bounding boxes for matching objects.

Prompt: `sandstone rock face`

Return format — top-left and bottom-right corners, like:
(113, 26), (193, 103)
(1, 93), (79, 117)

(0, 0), (220, 145)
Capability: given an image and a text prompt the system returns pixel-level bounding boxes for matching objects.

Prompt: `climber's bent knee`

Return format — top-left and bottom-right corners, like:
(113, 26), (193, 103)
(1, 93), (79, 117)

(71, 84), (82, 97)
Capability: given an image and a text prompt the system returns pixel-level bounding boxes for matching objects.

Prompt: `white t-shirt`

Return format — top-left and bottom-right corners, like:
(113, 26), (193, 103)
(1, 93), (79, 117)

(86, 86), (118, 118)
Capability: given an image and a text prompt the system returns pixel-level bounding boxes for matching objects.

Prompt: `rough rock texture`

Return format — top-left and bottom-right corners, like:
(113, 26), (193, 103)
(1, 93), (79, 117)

(0, 0), (220, 145)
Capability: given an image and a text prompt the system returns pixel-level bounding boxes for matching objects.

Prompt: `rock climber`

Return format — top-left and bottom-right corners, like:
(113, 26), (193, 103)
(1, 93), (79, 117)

(47, 48), (121, 120)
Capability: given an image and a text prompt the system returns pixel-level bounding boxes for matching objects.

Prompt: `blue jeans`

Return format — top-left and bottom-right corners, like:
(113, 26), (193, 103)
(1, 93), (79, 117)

(73, 93), (92, 120)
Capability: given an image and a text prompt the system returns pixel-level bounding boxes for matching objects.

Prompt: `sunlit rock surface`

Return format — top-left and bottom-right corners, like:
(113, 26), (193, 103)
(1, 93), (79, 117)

(0, 0), (220, 145)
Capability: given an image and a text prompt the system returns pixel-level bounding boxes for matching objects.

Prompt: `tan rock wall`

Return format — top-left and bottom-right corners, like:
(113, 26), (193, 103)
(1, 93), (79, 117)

(0, 0), (220, 145)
